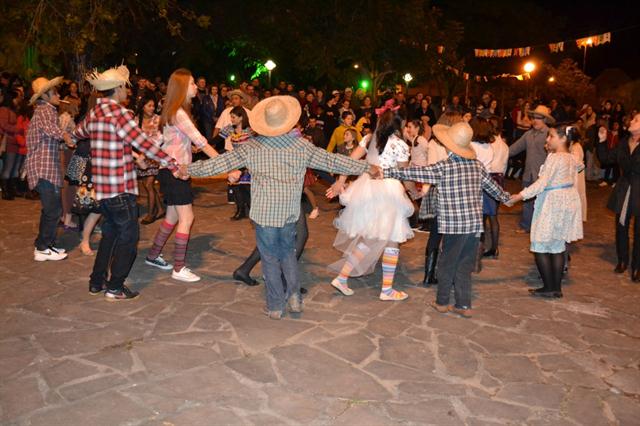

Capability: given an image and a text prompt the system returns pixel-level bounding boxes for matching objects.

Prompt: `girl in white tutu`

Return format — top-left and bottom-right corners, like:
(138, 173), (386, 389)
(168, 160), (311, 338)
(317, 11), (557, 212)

(327, 109), (414, 301)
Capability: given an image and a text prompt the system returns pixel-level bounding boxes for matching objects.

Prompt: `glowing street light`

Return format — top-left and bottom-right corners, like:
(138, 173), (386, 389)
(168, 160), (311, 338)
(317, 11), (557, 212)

(548, 76), (555, 83)
(229, 74), (236, 82)
(353, 64), (360, 69)
(523, 62), (536, 74)
(403, 73), (413, 84)
(264, 60), (276, 88)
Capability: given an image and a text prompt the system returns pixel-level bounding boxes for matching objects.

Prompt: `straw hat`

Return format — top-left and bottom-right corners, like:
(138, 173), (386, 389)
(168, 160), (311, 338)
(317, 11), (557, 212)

(86, 65), (131, 91)
(432, 122), (477, 160)
(527, 105), (555, 124)
(227, 89), (250, 104)
(29, 76), (63, 105)
(249, 96), (301, 137)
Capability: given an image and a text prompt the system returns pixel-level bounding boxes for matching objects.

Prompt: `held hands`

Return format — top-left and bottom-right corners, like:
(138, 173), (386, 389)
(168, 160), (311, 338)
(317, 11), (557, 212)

(173, 164), (190, 181)
(63, 133), (75, 148)
(368, 165), (383, 179)
(505, 193), (523, 207)
(326, 181), (345, 199)
(227, 170), (242, 184)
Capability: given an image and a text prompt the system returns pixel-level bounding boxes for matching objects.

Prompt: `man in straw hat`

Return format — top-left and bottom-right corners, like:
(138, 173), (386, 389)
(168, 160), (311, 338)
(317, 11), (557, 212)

(187, 95), (373, 319)
(24, 75), (74, 261)
(374, 122), (511, 318)
(70, 65), (187, 301)
(212, 89), (251, 142)
(508, 104), (555, 233)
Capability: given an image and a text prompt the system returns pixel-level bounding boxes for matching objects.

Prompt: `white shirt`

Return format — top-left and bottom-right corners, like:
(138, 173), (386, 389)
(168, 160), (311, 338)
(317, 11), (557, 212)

(488, 135), (509, 174)
(471, 141), (494, 169)
(427, 139), (448, 165)
(359, 133), (409, 169)
(215, 106), (251, 130)
(408, 135), (429, 167)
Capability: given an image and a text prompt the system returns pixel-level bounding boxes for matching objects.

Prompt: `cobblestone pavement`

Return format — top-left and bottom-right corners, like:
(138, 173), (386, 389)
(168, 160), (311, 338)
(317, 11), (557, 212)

(0, 179), (639, 426)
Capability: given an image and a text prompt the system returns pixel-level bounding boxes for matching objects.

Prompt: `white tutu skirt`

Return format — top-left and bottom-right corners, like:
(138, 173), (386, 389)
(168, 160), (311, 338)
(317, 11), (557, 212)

(329, 174), (414, 277)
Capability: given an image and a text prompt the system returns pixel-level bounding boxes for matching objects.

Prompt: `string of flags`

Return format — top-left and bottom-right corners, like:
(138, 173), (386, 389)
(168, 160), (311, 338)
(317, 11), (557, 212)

(444, 64), (529, 82)
(472, 31), (612, 58)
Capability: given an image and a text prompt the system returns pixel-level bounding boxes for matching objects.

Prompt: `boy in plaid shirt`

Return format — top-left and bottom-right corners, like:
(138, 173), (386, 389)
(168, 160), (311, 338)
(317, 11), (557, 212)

(379, 122), (510, 318)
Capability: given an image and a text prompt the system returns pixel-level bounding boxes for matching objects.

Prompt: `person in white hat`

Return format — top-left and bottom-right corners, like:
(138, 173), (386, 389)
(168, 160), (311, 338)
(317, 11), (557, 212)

(374, 122), (511, 318)
(187, 95), (372, 320)
(24, 76), (73, 261)
(508, 104), (555, 233)
(70, 65), (186, 301)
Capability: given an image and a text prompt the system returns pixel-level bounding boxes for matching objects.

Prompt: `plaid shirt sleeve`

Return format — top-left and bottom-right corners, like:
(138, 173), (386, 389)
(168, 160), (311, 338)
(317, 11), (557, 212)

(71, 113), (90, 142)
(305, 144), (368, 175)
(188, 146), (246, 177)
(116, 109), (178, 173)
(384, 163), (443, 184)
(40, 106), (65, 140)
(481, 166), (510, 202)
(175, 109), (208, 149)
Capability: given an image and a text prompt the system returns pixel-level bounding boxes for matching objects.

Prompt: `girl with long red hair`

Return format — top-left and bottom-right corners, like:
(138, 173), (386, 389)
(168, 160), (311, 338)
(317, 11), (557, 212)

(145, 68), (218, 282)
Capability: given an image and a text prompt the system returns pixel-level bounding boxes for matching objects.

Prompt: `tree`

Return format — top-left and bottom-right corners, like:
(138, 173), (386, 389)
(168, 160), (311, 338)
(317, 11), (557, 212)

(545, 59), (596, 105)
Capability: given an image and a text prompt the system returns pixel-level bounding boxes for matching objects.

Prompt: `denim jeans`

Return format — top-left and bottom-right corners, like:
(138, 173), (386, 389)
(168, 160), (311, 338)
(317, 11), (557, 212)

(90, 194), (139, 291)
(34, 179), (62, 250)
(255, 221), (299, 312)
(2, 152), (25, 179)
(519, 180), (534, 232)
(436, 233), (479, 309)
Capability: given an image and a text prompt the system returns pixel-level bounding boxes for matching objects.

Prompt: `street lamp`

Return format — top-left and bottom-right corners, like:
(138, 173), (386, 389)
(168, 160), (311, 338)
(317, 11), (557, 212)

(548, 76), (555, 83)
(264, 60), (276, 89)
(523, 62), (536, 99)
(353, 64), (360, 69)
(582, 38), (593, 72)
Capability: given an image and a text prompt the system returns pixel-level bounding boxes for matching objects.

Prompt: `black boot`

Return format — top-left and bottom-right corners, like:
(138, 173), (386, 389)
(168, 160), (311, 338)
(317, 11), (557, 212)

(1, 179), (14, 200)
(233, 248), (260, 286)
(614, 261), (628, 273)
(230, 187), (241, 219)
(422, 250), (438, 286)
(11, 178), (24, 197)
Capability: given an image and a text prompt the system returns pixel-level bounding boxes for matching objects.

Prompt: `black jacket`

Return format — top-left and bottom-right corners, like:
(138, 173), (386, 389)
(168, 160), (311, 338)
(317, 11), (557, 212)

(597, 134), (640, 216)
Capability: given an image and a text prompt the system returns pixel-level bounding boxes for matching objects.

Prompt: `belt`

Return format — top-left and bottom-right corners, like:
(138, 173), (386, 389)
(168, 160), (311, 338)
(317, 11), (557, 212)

(543, 183), (573, 192)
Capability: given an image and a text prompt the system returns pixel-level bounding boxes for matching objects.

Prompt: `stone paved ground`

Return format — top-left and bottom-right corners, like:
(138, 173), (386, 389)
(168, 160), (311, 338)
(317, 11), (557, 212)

(1, 179), (639, 426)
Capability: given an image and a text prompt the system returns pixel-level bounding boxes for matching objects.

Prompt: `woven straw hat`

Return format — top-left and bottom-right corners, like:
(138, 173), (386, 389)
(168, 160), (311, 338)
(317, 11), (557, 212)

(432, 122), (477, 160)
(249, 96), (301, 137)
(29, 76), (63, 105)
(86, 65), (131, 91)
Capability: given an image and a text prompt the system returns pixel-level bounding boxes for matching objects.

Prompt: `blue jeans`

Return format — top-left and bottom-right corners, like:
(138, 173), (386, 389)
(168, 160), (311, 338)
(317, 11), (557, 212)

(34, 179), (62, 250)
(519, 180), (534, 232)
(436, 233), (479, 309)
(255, 221), (299, 312)
(90, 194), (139, 291)
(2, 152), (25, 179)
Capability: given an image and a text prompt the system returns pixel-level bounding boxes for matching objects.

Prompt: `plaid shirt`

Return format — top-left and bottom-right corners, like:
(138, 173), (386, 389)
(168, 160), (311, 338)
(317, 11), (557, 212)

(385, 154), (510, 234)
(161, 108), (207, 165)
(72, 98), (178, 200)
(24, 101), (65, 189)
(189, 133), (368, 227)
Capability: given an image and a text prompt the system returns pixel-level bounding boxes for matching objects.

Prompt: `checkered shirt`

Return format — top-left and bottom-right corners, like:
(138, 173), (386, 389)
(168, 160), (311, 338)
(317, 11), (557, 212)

(189, 133), (368, 227)
(385, 154), (510, 234)
(72, 98), (178, 200)
(24, 101), (65, 189)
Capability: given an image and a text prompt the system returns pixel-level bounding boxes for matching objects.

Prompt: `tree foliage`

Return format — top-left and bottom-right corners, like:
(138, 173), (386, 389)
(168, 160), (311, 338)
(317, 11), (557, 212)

(545, 59), (595, 105)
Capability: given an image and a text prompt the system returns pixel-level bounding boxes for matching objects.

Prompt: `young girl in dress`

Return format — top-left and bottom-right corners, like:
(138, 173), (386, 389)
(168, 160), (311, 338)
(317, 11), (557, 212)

(145, 68), (218, 282)
(508, 123), (583, 298)
(327, 109), (414, 301)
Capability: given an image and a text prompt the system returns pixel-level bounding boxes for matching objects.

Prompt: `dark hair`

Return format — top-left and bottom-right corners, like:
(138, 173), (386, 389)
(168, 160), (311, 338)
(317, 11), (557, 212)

(341, 110), (354, 120)
(375, 110), (402, 154)
(230, 105), (249, 129)
(470, 118), (493, 144)
(136, 96), (156, 126)
(406, 119), (424, 135)
(551, 122), (580, 146)
(1, 89), (18, 109)
(99, 88), (116, 98)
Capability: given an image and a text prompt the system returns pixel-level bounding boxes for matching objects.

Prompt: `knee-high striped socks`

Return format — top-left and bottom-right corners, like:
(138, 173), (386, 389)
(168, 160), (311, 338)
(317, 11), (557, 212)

(381, 247), (400, 293)
(147, 220), (175, 260)
(173, 232), (189, 272)
(336, 242), (370, 285)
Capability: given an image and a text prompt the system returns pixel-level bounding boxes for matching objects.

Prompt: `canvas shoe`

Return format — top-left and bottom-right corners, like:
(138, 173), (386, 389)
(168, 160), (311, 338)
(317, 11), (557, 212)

(172, 267), (201, 282)
(145, 255), (173, 270)
(331, 278), (354, 296)
(34, 247), (67, 261)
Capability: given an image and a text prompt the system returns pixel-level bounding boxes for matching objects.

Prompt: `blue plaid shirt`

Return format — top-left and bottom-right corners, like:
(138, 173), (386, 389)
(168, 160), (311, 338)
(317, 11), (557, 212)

(189, 133), (368, 227)
(384, 154), (510, 234)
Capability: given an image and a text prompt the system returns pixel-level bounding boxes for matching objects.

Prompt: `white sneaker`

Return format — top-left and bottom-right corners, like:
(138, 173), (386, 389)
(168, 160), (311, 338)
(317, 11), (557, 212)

(172, 267), (201, 282)
(49, 246), (66, 253)
(34, 247), (68, 261)
(331, 278), (354, 296)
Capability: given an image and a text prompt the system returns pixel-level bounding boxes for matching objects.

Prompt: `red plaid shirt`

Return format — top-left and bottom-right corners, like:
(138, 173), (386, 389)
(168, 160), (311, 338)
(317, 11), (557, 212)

(72, 98), (178, 200)
(24, 101), (65, 189)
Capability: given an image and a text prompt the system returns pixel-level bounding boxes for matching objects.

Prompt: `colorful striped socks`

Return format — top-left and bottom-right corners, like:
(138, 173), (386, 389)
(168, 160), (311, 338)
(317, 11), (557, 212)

(173, 232), (190, 272)
(381, 247), (400, 293)
(147, 220), (175, 260)
(336, 242), (370, 285)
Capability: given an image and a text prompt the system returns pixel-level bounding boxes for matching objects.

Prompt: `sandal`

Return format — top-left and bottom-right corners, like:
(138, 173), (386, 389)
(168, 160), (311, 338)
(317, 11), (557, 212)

(379, 289), (408, 301)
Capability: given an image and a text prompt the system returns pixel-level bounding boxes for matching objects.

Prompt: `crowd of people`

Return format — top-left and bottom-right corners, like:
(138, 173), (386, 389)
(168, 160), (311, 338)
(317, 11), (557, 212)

(1, 67), (638, 319)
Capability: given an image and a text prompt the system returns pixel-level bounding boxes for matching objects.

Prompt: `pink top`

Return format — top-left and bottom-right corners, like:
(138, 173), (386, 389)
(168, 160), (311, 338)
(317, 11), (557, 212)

(161, 108), (207, 165)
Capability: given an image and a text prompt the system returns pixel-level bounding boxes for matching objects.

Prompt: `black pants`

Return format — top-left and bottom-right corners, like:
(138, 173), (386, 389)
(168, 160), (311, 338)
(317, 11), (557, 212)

(426, 216), (443, 255)
(616, 214), (640, 270)
(34, 179), (62, 250)
(436, 233), (479, 309)
(90, 194), (139, 291)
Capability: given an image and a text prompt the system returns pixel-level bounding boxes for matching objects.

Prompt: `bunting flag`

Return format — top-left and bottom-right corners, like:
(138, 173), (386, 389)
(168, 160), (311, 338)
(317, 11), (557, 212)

(474, 47), (530, 58)
(548, 41), (564, 52)
(576, 32), (611, 47)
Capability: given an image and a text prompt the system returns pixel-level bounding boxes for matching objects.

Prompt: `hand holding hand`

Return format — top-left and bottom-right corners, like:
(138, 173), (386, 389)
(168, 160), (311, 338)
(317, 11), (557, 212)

(174, 165), (190, 181)
(326, 181), (345, 199)
(227, 170), (242, 184)
(506, 193), (523, 207)
(63, 133), (75, 148)
(368, 165), (383, 179)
